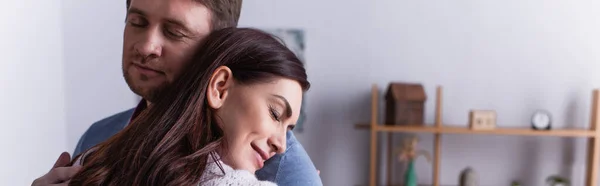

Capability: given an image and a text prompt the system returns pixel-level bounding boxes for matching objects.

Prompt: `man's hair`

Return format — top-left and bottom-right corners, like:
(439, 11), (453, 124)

(126, 0), (242, 30)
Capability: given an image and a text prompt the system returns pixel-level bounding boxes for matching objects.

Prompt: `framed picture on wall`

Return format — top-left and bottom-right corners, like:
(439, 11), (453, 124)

(261, 28), (307, 132)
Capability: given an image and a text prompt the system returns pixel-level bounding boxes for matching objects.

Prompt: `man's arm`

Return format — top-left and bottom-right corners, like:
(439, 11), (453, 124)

(256, 131), (323, 186)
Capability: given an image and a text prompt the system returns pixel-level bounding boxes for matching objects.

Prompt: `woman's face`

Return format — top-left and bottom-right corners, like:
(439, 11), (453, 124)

(209, 70), (303, 173)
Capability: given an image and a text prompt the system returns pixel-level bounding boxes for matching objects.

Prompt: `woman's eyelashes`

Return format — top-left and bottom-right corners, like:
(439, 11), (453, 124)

(269, 105), (296, 131)
(268, 105), (282, 122)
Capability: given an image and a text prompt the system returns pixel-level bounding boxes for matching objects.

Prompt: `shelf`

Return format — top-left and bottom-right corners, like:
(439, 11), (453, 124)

(361, 84), (600, 186)
(356, 124), (437, 133)
(355, 124), (597, 137)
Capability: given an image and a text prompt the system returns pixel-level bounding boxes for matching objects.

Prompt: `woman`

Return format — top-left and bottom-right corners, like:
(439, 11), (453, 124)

(68, 27), (310, 186)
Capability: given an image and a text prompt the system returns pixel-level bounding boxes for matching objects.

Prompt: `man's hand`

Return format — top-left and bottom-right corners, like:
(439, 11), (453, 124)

(31, 152), (81, 186)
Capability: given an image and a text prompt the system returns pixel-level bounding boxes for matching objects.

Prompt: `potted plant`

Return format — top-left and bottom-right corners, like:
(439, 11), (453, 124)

(395, 135), (431, 186)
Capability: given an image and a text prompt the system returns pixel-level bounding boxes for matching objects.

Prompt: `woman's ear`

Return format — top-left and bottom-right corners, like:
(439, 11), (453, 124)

(207, 66), (233, 109)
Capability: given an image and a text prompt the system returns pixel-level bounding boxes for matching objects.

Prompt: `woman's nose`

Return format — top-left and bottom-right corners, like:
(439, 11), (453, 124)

(267, 134), (286, 154)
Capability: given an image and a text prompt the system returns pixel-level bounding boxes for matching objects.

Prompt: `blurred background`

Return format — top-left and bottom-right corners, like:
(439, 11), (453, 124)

(4, 0), (600, 185)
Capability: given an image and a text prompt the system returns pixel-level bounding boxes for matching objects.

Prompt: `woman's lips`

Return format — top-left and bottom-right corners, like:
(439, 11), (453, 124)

(251, 143), (269, 169)
(254, 151), (264, 169)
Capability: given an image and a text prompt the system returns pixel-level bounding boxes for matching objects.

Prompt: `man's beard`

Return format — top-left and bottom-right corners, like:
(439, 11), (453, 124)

(123, 69), (167, 103)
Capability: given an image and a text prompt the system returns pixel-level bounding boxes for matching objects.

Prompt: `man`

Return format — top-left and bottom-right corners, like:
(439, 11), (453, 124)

(31, 0), (322, 185)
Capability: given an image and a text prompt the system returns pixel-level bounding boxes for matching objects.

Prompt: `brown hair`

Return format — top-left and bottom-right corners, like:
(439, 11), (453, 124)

(126, 0), (243, 30)
(68, 27), (310, 186)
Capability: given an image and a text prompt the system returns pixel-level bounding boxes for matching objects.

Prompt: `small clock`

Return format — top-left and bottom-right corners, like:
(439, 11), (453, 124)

(531, 110), (552, 130)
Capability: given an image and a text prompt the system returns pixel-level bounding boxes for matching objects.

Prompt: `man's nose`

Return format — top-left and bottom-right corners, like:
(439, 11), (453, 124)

(133, 30), (163, 61)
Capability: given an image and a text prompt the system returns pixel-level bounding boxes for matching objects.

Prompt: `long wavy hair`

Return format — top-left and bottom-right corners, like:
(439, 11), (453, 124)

(68, 27), (310, 186)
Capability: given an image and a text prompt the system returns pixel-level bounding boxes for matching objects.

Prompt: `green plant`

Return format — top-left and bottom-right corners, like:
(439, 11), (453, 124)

(546, 175), (570, 186)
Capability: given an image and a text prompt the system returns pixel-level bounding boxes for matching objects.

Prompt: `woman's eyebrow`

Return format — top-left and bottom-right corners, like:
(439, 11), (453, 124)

(270, 94), (292, 118)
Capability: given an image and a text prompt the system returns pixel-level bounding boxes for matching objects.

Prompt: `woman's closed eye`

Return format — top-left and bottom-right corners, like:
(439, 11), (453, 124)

(269, 105), (296, 131)
(268, 105), (282, 122)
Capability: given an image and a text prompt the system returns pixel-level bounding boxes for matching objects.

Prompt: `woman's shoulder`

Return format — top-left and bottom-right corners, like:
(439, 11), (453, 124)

(199, 154), (277, 186)
(200, 169), (277, 186)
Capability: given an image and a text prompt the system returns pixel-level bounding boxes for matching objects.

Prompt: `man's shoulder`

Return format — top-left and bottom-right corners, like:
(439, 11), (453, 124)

(73, 108), (136, 156)
(275, 132), (322, 185)
(255, 131), (322, 186)
(88, 108), (136, 131)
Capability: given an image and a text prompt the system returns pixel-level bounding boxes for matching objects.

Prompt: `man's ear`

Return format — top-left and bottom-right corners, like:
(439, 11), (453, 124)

(207, 66), (233, 109)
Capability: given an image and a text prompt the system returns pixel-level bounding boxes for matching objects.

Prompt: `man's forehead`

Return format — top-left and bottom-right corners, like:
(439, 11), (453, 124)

(129, 0), (211, 31)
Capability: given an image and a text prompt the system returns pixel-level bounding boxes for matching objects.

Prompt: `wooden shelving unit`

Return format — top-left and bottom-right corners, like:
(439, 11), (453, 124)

(356, 84), (600, 186)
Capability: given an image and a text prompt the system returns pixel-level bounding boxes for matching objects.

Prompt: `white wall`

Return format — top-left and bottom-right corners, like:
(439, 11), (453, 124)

(240, 0), (600, 185)
(62, 0), (137, 152)
(57, 0), (600, 185)
(0, 1), (67, 185)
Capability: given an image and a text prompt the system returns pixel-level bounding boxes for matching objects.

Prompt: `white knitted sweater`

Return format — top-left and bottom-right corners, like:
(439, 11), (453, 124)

(75, 150), (277, 186)
(199, 154), (277, 186)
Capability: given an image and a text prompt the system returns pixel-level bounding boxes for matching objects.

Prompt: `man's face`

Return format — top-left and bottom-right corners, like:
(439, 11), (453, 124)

(122, 0), (212, 103)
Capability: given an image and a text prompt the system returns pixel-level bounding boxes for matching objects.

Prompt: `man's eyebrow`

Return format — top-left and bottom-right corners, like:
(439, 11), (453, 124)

(271, 94), (292, 118)
(127, 7), (146, 16)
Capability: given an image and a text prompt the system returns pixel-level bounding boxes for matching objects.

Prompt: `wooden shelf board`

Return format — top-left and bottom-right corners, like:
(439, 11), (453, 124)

(442, 126), (595, 137)
(378, 125), (438, 133)
(355, 124), (596, 137)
